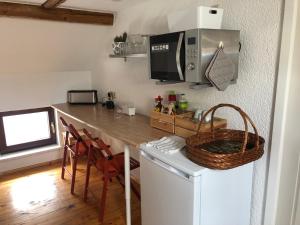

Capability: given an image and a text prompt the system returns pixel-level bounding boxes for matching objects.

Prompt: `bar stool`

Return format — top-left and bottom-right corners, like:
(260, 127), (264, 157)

(82, 128), (140, 223)
(60, 117), (92, 195)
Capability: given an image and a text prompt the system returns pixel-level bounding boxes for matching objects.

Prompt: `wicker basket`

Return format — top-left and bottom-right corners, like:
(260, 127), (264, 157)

(186, 104), (265, 170)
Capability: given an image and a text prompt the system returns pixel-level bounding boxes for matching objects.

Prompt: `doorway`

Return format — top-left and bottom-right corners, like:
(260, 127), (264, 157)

(264, 0), (300, 224)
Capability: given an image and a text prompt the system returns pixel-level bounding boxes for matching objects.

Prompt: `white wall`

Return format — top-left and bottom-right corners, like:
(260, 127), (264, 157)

(0, 71), (92, 111)
(264, 0), (300, 223)
(265, 0), (300, 223)
(0, 18), (111, 73)
(0, 146), (61, 174)
(0, 17), (112, 111)
(0, 17), (112, 172)
(91, 0), (283, 224)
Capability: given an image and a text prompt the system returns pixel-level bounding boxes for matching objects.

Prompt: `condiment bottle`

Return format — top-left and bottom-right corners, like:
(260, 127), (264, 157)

(178, 94), (188, 111)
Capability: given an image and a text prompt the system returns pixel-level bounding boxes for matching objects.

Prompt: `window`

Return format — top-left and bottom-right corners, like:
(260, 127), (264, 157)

(0, 107), (57, 154)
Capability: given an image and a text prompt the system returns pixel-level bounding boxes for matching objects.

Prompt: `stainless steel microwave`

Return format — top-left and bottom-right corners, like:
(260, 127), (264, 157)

(148, 29), (240, 84)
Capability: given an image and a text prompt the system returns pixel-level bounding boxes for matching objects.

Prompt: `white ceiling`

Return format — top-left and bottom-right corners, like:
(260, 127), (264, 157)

(5, 0), (148, 12)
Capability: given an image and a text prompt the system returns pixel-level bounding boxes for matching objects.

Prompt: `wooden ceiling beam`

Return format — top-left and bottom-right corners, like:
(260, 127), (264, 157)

(0, 2), (114, 25)
(42, 0), (66, 9)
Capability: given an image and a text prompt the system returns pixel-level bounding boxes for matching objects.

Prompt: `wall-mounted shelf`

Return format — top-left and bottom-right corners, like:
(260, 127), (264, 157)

(109, 53), (147, 61)
(110, 34), (149, 61)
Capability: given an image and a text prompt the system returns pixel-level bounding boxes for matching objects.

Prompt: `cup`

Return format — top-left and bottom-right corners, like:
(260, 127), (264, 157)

(201, 110), (211, 122)
(194, 109), (203, 120)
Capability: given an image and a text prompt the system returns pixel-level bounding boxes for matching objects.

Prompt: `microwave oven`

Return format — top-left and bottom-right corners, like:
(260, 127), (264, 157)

(148, 29), (240, 84)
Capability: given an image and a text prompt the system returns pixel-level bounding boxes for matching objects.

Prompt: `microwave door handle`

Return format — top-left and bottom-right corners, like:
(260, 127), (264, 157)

(176, 33), (184, 81)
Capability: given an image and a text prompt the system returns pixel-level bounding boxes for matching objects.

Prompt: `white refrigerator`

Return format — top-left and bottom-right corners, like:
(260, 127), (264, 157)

(140, 139), (253, 225)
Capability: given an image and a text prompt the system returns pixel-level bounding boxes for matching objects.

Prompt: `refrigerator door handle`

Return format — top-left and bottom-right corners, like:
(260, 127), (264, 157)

(141, 151), (190, 180)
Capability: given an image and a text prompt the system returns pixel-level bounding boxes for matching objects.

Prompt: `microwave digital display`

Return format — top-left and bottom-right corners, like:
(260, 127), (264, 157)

(188, 37), (196, 45)
(151, 44), (169, 52)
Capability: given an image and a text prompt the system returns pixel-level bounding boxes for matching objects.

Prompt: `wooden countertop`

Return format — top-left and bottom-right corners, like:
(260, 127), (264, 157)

(52, 103), (170, 148)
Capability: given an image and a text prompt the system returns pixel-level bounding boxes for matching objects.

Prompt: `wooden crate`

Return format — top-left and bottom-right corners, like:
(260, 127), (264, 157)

(175, 126), (197, 138)
(150, 111), (227, 137)
(150, 111), (175, 133)
(175, 113), (227, 138)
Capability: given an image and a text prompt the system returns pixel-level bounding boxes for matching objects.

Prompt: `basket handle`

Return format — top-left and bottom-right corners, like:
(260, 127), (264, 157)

(197, 104), (260, 153)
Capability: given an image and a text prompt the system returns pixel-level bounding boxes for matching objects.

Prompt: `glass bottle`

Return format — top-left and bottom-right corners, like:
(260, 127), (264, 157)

(178, 94), (188, 112)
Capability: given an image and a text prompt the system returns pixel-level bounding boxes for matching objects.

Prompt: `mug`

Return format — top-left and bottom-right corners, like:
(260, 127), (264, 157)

(194, 109), (211, 122)
(194, 109), (203, 120)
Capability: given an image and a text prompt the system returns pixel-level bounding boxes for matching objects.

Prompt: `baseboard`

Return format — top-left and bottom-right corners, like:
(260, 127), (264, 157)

(0, 159), (62, 176)
(0, 146), (62, 175)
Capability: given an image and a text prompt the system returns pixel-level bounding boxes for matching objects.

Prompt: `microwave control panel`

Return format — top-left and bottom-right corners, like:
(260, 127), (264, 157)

(185, 29), (240, 84)
(185, 29), (205, 83)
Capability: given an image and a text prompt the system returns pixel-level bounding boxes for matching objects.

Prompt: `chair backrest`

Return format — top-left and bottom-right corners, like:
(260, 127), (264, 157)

(83, 128), (113, 158)
(60, 117), (69, 136)
(83, 128), (124, 173)
(60, 117), (88, 150)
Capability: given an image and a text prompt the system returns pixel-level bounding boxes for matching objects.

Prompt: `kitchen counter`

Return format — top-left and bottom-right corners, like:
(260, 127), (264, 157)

(52, 103), (172, 225)
(52, 103), (170, 148)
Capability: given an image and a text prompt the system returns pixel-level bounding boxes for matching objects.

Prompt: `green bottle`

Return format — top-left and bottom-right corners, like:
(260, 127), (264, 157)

(179, 94), (188, 111)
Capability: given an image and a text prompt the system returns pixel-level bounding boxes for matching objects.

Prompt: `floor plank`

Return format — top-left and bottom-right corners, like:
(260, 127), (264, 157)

(0, 160), (141, 225)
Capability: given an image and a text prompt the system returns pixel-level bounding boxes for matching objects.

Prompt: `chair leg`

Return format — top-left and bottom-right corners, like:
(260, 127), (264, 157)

(130, 180), (141, 200)
(70, 155), (78, 195)
(69, 151), (74, 170)
(99, 176), (109, 223)
(84, 162), (91, 202)
(116, 175), (125, 188)
(117, 175), (140, 200)
(61, 146), (68, 180)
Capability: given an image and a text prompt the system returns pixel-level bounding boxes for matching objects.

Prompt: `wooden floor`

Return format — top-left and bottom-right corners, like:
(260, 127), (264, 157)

(0, 160), (141, 225)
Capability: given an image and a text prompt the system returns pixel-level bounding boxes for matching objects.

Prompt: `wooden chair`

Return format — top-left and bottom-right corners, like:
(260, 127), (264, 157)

(60, 117), (91, 194)
(82, 128), (140, 223)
